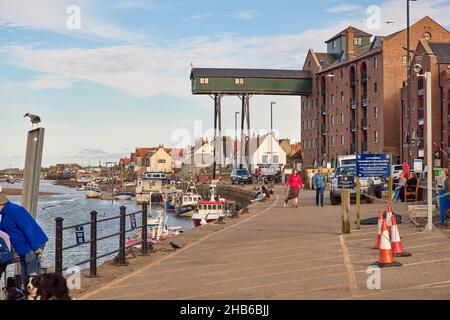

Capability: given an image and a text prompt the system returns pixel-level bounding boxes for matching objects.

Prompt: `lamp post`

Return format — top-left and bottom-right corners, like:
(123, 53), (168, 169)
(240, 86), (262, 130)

(415, 64), (432, 231)
(406, 0), (418, 164)
(234, 111), (239, 169)
(270, 102), (276, 165)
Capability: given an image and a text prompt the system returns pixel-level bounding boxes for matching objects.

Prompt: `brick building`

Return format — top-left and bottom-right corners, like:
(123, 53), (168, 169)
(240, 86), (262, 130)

(401, 40), (450, 168)
(301, 16), (450, 168)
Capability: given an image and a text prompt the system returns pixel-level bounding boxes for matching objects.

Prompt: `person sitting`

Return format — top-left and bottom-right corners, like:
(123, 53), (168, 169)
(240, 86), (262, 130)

(393, 173), (407, 202)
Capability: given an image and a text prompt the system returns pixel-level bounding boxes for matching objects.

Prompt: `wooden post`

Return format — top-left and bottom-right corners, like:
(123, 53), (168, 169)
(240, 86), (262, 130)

(341, 189), (351, 234)
(388, 176), (393, 208)
(356, 177), (361, 230)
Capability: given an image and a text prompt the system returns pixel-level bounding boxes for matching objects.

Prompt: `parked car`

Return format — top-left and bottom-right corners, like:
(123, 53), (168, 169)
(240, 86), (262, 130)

(231, 168), (253, 185)
(330, 165), (382, 205)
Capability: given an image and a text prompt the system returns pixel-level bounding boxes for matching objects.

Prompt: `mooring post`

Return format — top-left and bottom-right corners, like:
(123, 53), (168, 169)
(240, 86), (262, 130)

(118, 206), (127, 265)
(341, 189), (351, 234)
(55, 217), (64, 275)
(89, 211), (98, 278)
(141, 203), (148, 255)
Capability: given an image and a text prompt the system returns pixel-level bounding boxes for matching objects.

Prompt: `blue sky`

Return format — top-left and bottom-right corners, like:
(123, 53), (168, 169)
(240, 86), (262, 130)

(1, 0), (449, 169)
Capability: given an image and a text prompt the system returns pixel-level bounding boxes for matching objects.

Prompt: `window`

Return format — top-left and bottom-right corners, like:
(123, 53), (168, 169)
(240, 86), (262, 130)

(374, 131), (379, 143)
(374, 82), (378, 94)
(423, 32), (432, 41)
(341, 135), (344, 145)
(200, 77), (209, 84)
(341, 91), (345, 102)
(374, 106), (378, 119)
(331, 136), (335, 147)
(332, 40), (337, 49)
(331, 115), (335, 126)
(354, 37), (362, 45)
(262, 155), (268, 164)
(340, 69), (344, 79)
(272, 155), (279, 164)
(331, 94), (335, 104)
(341, 113), (344, 124)
(235, 78), (244, 85)
(374, 57), (378, 69)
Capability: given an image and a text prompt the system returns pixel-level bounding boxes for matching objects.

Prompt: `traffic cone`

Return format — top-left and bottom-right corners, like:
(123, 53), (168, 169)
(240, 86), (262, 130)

(373, 210), (383, 249)
(374, 219), (402, 268)
(391, 215), (412, 257)
(386, 204), (393, 235)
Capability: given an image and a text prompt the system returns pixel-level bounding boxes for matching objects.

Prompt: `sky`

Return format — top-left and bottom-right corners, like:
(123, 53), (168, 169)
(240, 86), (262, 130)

(1, 0), (450, 169)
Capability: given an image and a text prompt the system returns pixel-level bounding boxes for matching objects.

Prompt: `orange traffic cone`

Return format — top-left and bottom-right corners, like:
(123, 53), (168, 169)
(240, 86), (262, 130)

(374, 219), (402, 268)
(386, 205), (393, 235)
(373, 210), (383, 249)
(391, 215), (412, 257)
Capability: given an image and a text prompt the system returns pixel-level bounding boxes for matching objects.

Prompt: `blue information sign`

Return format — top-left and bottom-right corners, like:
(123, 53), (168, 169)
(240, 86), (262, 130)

(356, 154), (391, 178)
(130, 214), (137, 230)
(75, 226), (85, 245)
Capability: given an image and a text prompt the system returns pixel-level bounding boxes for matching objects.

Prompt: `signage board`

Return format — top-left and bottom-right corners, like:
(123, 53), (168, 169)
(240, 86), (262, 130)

(75, 226), (85, 245)
(413, 159), (423, 173)
(338, 176), (355, 189)
(356, 154), (391, 178)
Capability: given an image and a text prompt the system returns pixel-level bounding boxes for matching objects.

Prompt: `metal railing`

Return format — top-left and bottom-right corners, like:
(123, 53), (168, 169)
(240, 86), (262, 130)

(54, 203), (149, 277)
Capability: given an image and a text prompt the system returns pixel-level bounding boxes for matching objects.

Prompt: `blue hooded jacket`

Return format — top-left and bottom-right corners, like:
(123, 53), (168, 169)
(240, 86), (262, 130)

(0, 201), (48, 256)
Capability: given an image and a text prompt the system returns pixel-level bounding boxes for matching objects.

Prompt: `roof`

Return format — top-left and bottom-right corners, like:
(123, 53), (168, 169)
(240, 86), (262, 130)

(428, 43), (450, 64)
(191, 68), (311, 79)
(325, 26), (372, 43)
(315, 53), (340, 67)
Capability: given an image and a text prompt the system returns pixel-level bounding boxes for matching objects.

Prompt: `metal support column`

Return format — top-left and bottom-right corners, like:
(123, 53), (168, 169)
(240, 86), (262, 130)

(240, 95), (246, 169)
(246, 95), (251, 172)
(213, 94), (218, 180)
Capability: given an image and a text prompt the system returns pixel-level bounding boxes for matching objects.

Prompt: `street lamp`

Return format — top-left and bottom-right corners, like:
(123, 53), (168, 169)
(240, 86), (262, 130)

(406, 0), (418, 164)
(414, 63), (433, 231)
(234, 111), (239, 169)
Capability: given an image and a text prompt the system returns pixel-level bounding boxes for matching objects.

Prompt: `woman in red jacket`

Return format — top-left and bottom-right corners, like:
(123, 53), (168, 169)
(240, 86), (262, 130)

(284, 169), (304, 208)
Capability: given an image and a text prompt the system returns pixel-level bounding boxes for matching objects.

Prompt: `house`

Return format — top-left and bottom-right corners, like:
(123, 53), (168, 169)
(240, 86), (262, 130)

(142, 146), (173, 173)
(238, 133), (287, 171)
(184, 141), (214, 168)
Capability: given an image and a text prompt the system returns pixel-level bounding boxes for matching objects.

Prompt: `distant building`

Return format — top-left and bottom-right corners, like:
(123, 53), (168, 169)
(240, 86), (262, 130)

(143, 147), (173, 173)
(238, 133), (287, 170)
(301, 16), (450, 168)
(400, 39), (450, 168)
(184, 141), (214, 168)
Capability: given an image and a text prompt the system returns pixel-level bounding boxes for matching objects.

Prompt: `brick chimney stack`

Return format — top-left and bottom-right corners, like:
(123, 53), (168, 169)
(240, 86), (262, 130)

(346, 26), (355, 60)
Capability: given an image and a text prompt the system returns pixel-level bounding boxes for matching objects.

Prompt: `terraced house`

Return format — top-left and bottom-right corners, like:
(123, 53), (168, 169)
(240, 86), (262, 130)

(301, 16), (450, 168)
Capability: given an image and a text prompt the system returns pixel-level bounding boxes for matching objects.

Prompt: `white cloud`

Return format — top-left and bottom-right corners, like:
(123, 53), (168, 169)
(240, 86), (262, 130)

(0, 0), (145, 42)
(24, 74), (74, 90)
(112, 0), (155, 10)
(232, 10), (258, 20)
(326, 4), (364, 14)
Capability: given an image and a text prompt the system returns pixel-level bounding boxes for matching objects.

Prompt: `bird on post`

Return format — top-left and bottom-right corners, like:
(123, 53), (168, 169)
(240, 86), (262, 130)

(170, 242), (182, 250)
(23, 113), (41, 129)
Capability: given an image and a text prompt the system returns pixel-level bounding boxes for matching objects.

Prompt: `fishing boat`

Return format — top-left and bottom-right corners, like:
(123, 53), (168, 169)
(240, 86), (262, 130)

(191, 184), (237, 227)
(85, 186), (103, 199)
(135, 172), (167, 204)
(173, 181), (202, 218)
(115, 192), (133, 201)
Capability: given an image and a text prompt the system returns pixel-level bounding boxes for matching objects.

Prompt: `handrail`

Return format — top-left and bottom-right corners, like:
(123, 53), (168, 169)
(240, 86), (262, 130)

(55, 204), (149, 277)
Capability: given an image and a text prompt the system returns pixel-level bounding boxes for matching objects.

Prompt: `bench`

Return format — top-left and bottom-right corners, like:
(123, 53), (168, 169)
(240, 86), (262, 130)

(404, 183), (420, 202)
(408, 205), (436, 227)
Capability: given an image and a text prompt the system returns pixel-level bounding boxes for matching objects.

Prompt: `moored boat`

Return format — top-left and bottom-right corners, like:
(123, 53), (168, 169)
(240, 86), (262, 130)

(115, 192), (133, 201)
(85, 187), (103, 199)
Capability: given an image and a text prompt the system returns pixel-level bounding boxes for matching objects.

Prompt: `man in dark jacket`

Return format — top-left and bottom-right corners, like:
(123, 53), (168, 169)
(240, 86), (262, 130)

(0, 193), (48, 280)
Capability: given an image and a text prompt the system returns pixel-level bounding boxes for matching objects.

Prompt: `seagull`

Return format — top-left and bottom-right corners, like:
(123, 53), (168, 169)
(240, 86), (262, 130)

(23, 113), (41, 128)
(170, 242), (182, 250)
(200, 218), (208, 229)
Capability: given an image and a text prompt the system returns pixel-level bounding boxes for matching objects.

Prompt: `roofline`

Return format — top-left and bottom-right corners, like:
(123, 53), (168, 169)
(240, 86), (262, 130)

(315, 49), (382, 75)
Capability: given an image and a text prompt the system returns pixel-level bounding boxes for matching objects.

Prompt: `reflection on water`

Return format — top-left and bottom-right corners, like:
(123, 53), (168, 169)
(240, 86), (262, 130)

(1, 180), (193, 272)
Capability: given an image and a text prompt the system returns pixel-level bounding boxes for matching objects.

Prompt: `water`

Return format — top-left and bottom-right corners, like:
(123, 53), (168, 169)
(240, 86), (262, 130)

(1, 180), (193, 273)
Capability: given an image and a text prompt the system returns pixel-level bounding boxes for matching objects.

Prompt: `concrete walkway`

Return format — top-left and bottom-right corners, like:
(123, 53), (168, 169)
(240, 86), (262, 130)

(79, 186), (450, 300)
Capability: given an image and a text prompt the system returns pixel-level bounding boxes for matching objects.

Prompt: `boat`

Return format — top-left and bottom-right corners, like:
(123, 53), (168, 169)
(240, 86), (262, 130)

(135, 172), (168, 204)
(76, 185), (85, 191)
(115, 192), (133, 201)
(85, 187), (103, 199)
(173, 181), (202, 218)
(192, 184), (232, 227)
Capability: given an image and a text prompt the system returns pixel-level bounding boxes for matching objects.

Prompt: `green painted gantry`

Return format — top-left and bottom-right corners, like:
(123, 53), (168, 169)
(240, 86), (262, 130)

(190, 68), (312, 177)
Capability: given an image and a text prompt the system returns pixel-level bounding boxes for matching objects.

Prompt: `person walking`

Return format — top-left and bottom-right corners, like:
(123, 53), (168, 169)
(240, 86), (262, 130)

(0, 192), (48, 281)
(284, 169), (303, 208)
(312, 167), (326, 207)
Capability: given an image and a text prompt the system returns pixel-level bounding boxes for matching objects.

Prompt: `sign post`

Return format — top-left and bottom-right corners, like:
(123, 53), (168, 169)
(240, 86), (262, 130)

(338, 175), (354, 234)
(356, 177), (361, 230)
(357, 153), (392, 206)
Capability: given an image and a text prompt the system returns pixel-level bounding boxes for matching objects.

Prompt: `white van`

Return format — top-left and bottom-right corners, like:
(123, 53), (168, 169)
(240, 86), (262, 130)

(335, 155), (356, 168)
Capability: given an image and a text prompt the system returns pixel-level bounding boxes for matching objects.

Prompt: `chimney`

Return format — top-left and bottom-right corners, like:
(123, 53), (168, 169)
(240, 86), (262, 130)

(346, 27), (355, 60)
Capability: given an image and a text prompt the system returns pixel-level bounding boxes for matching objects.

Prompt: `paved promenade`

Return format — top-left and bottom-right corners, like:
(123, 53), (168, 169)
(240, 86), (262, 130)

(78, 186), (450, 300)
